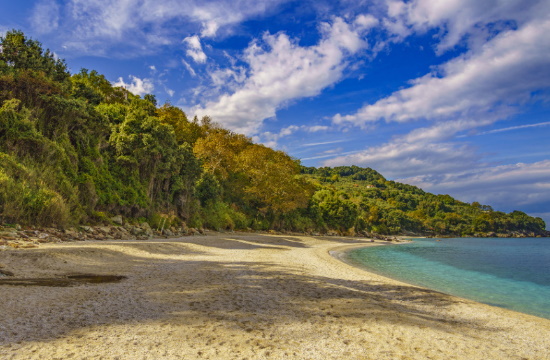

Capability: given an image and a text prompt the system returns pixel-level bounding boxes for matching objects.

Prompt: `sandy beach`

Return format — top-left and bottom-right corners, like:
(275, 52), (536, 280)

(0, 233), (549, 359)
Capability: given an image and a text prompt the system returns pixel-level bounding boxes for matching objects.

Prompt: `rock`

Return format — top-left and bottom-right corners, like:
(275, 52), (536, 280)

(0, 268), (14, 276)
(180, 224), (189, 235)
(111, 227), (130, 239)
(95, 226), (111, 234)
(140, 222), (154, 236)
(64, 228), (80, 238)
(188, 228), (200, 235)
(117, 227), (130, 235)
(0, 231), (19, 240)
(111, 215), (123, 225)
(129, 226), (142, 236)
(163, 229), (174, 236)
(81, 226), (94, 233)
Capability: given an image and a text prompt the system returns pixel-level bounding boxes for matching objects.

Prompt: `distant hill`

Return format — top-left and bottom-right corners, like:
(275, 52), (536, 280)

(300, 166), (547, 237)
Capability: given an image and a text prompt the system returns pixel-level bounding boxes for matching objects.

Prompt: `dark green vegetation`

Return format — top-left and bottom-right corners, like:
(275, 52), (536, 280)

(301, 166), (547, 236)
(0, 31), (546, 236)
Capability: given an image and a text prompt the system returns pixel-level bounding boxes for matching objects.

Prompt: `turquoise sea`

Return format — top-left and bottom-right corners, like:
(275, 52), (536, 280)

(345, 237), (550, 319)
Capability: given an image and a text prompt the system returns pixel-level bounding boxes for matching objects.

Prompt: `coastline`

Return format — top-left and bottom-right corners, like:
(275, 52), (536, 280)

(1, 233), (549, 359)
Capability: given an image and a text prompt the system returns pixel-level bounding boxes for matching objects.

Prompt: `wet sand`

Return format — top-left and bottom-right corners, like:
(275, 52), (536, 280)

(0, 233), (549, 359)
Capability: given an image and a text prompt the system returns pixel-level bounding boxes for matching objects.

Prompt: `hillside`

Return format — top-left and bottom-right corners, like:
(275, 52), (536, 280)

(0, 30), (546, 237)
(301, 166), (547, 237)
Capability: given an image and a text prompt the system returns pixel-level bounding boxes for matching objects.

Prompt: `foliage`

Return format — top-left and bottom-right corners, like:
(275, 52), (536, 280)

(0, 30), (545, 237)
(301, 166), (547, 236)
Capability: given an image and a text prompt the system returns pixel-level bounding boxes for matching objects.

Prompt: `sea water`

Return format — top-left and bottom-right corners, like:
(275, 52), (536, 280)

(345, 237), (550, 319)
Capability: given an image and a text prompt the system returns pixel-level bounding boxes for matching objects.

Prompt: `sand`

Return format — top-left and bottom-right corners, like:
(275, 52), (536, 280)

(0, 233), (549, 359)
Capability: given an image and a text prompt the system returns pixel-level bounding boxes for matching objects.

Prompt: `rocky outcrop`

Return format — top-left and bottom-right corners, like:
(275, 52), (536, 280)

(0, 222), (206, 250)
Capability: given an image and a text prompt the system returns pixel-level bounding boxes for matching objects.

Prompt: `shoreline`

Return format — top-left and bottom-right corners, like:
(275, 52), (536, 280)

(330, 237), (550, 321)
(1, 233), (549, 359)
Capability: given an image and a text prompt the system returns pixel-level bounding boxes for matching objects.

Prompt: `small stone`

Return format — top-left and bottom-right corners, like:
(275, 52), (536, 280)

(110, 215), (123, 225)
(81, 226), (94, 233)
(140, 222), (154, 236)
(97, 226), (112, 235)
(0, 269), (14, 276)
(130, 226), (142, 235)
(64, 229), (80, 238)
(163, 229), (174, 236)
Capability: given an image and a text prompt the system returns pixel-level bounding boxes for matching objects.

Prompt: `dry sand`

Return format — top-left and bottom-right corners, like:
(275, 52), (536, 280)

(0, 233), (549, 359)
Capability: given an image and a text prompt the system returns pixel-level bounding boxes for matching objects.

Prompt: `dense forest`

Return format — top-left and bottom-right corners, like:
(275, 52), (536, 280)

(0, 31), (547, 237)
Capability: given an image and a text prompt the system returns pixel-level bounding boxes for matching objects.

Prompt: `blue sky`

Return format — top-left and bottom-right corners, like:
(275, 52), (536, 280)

(1, 0), (549, 226)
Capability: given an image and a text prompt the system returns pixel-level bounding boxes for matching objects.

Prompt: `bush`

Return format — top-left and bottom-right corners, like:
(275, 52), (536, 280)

(201, 201), (248, 230)
(0, 168), (69, 226)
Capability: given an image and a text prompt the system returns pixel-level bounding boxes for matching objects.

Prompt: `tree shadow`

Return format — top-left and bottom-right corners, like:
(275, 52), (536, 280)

(0, 238), (507, 347)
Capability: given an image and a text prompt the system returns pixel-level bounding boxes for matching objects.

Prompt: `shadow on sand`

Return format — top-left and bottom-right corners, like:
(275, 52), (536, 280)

(0, 234), (504, 346)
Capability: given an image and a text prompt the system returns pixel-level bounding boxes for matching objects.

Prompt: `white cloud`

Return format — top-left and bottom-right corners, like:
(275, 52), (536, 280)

(165, 88), (175, 97)
(30, 0), (60, 34)
(259, 124), (329, 148)
(279, 125), (300, 137)
(334, 17), (550, 127)
(302, 150), (362, 161)
(302, 139), (347, 147)
(253, 122), (333, 149)
(466, 121), (550, 137)
(323, 112), (506, 178)
(31, 0), (292, 55)
(182, 60), (197, 77)
(354, 14), (379, 31)
(200, 21), (219, 38)
(113, 75), (154, 96)
(383, 0), (548, 52)
(183, 35), (207, 63)
(305, 125), (330, 132)
(193, 17), (368, 135)
(324, 140), (481, 179)
(208, 67), (247, 90)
